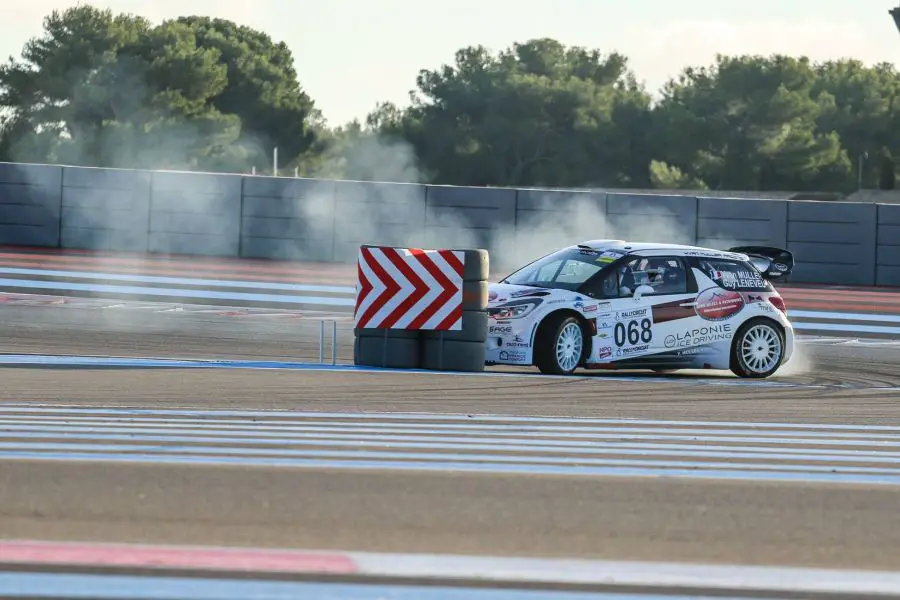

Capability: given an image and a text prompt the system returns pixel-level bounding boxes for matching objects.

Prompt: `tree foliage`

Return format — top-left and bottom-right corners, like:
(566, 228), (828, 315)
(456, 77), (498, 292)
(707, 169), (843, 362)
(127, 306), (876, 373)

(1, 4), (897, 194)
(0, 5), (319, 171)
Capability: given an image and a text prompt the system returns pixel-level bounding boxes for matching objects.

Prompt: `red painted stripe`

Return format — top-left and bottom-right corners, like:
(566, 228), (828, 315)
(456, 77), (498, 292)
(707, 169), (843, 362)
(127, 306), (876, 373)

(0, 539), (358, 574)
(354, 256), (372, 320)
(784, 300), (900, 314)
(356, 247), (400, 328)
(780, 288), (900, 303)
(381, 248), (428, 328)
(408, 251), (459, 330)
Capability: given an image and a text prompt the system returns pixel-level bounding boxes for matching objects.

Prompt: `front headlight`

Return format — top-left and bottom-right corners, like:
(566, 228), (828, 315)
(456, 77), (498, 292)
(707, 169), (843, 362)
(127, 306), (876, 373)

(488, 299), (542, 320)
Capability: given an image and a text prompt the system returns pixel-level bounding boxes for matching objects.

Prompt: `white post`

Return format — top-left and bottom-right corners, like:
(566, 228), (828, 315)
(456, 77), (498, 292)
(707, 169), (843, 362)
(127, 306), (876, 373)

(273, 147), (279, 177)
(294, 166), (299, 178)
(318, 320), (324, 363)
(331, 320), (337, 365)
(251, 166), (256, 175)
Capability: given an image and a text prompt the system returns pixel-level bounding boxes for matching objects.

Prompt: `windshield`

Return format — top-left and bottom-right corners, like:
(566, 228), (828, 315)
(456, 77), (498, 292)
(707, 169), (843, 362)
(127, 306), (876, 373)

(502, 247), (626, 291)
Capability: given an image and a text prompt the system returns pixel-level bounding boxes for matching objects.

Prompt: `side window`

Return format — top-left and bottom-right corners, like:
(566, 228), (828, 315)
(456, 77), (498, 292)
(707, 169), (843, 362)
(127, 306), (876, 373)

(618, 256), (688, 297)
(696, 259), (771, 291)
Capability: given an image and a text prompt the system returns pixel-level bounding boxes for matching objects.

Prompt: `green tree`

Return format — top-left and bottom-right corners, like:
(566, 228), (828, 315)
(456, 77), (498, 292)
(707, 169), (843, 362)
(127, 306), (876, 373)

(369, 38), (653, 188)
(0, 5), (319, 172)
(812, 59), (900, 189)
(652, 54), (850, 192)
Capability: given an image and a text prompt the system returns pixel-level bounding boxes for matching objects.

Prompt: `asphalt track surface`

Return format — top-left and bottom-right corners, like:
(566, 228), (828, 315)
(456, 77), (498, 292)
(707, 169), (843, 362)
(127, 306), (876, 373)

(3, 249), (900, 598)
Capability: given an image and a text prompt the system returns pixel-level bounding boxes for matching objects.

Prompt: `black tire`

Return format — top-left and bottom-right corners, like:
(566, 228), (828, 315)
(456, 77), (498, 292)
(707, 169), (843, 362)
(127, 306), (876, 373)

(354, 327), (419, 340)
(421, 310), (487, 342)
(729, 317), (786, 378)
(354, 335), (420, 368)
(447, 248), (489, 282)
(421, 338), (486, 372)
(462, 280), (488, 311)
(533, 313), (586, 375)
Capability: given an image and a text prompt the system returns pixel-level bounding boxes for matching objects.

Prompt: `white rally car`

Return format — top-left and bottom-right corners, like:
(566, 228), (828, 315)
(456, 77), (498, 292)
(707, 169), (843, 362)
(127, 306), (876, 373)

(485, 240), (796, 378)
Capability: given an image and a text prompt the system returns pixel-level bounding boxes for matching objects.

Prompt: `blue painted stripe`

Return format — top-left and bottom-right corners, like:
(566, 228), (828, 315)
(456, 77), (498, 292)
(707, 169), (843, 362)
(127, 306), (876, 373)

(3, 449), (899, 485)
(5, 429), (900, 464)
(2, 354), (883, 391)
(790, 309), (900, 323)
(0, 278), (355, 306)
(792, 322), (900, 335)
(0, 572), (653, 600)
(0, 267), (357, 295)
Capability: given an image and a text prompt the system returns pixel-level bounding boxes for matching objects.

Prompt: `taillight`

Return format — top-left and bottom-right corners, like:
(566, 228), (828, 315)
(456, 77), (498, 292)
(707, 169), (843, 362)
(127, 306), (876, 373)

(769, 295), (787, 314)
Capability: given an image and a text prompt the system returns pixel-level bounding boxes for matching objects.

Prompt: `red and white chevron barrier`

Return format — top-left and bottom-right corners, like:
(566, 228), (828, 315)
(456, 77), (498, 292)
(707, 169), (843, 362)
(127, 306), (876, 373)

(354, 245), (464, 330)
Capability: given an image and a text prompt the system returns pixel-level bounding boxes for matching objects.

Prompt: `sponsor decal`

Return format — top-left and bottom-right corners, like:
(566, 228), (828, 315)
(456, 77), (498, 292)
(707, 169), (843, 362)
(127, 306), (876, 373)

(665, 323), (733, 349)
(499, 349), (528, 363)
(505, 334), (530, 348)
(616, 308), (649, 321)
(678, 347), (704, 356)
(715, 269), (766, 289)
(547, 299), (567, 305)
(596, 332), (610, 339)
(574, 301), (598, 313)
(595, 250), (623, 264)
(695, 288), (744, 321)
(510, 288), (546, 298)
(621, 344), (650, 355)
(596, 346), (613, 359)
(774, 263), (788, 272)
(489, 324), (512, 335)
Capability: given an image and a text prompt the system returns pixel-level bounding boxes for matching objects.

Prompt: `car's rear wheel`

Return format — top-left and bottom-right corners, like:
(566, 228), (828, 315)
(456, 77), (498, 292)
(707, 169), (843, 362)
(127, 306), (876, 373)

(534, 314), (584, 375)
(730, 317), (785, 378)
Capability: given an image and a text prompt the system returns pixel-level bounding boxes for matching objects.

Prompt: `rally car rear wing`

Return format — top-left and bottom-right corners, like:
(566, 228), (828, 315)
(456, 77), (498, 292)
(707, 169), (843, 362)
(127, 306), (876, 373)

(727, 246), (795, 280)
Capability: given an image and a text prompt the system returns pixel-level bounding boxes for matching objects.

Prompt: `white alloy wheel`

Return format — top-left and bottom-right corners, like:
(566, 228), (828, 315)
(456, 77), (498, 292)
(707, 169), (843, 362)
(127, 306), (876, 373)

(555, 321), (583, 372)
(731, 320), (785, 378)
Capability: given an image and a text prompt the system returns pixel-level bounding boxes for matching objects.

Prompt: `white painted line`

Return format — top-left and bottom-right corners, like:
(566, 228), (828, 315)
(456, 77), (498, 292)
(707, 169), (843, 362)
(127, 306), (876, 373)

(0, 267), (357, 294)
(347, 551), (900, 596)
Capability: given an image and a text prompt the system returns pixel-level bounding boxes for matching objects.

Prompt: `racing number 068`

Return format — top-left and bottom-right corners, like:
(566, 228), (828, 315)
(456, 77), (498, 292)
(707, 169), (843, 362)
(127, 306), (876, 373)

(614, 318), (652, 347)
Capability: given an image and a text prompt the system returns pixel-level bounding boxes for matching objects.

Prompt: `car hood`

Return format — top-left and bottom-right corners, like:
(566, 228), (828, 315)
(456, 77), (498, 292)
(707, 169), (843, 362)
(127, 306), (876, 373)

(487, 282), (583, 305)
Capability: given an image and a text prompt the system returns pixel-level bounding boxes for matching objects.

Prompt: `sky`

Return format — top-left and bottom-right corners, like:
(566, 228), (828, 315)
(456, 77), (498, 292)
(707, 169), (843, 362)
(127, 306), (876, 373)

(1, 0), (898, 126)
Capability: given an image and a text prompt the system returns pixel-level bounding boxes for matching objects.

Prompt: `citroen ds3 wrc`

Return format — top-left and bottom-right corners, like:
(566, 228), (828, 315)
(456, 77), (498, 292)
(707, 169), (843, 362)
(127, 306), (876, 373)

(485, 241), (795, 378)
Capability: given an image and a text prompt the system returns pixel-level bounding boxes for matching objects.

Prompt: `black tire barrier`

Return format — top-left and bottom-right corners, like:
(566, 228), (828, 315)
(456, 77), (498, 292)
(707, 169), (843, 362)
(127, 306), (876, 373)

(421, 338), (486, 372)
(462, 280), (489, 311)
(449, 248), (489, 282)
(353, 335), (421, 369)
(421, 310), (488, 343)
(352, 246), (489, 373)
(354, 327), (419, 340)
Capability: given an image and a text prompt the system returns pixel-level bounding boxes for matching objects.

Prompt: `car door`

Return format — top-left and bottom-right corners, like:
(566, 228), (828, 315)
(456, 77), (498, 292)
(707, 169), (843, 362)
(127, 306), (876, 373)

(582, 255), (695, 363)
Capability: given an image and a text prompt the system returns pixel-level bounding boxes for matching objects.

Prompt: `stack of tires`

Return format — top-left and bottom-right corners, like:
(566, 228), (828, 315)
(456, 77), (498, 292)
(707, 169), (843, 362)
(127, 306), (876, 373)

(353, 248), (489, 372)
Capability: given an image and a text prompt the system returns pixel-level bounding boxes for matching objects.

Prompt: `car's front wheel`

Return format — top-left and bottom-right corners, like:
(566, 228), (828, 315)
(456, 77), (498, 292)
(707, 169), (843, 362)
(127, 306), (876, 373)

(730, 317), (785, 378)
(534, 314), (585, 375)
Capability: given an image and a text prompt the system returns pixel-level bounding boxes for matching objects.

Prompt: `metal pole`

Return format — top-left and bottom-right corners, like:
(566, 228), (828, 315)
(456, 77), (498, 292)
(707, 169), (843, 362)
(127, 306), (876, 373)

(331, 320), (337, 365)
(319, 320), (324, 363)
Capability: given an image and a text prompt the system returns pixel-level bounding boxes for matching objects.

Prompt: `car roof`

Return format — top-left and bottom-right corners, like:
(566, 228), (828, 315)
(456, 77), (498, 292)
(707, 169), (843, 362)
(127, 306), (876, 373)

(574, 239), (748, 259)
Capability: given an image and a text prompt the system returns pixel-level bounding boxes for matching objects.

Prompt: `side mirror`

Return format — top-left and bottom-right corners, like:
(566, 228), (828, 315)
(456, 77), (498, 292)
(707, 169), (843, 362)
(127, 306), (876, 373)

(632, 284), (655, 300)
